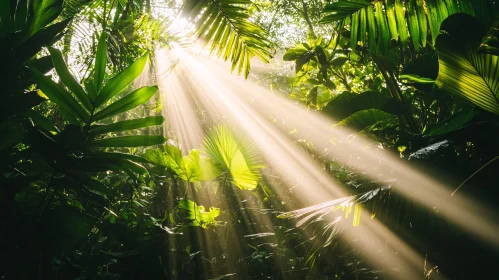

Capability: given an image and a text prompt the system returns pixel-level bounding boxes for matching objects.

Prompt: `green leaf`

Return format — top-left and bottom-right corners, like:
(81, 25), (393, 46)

(47, 47), (92, 111)
(424, 107), (478, 136)
(402, 52), (439, 80)
(0, 0), (12, 35)
(85, 151), (152, 164)
(337, 108), (397, 130)
(295, 53), (314, 73)
(88, 135), (165, 147)
(30, 67), (90, 124)
(89, 116), (164, 135)
(202, 125), (262, 190)
(144, 146), (221, 182)
(435, 14), (499, 115)
(385, 0), (398, 40)
(94, 32), (107, 93)
(479, 15), (499, 56)
(322, 91), (405, 120)
(177, 199), (221, 228)
(23, 109), (59, 134)
(14, 19), (70, 65)
(68, 155), (148, 174)
(415, 0), (427, 47)
(331, 57), (348, 69)
(366, 4), (377, 54)
(182, 0), (271, 78)
(399, 74), (435, 84)
(283, 45), (309, 61)
(394, 0), (409, 48)
(374, 1), (389, 54)
(406, 0), (421, 51)
(319, 0), (370, 23)
(96, 52), (149, 107)
(29, 0), (63, 35)
(93, 86), (158, 121)
(14, 0), (29, 31)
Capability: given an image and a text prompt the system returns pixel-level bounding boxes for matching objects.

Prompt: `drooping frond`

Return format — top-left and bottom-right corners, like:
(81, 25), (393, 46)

(181, 0), (272, 78)
(319, 0), (496, 53)
(278, 187), (389, 228)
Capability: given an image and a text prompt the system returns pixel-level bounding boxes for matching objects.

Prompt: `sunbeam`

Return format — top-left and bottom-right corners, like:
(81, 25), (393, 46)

(154, 46), (433, 279)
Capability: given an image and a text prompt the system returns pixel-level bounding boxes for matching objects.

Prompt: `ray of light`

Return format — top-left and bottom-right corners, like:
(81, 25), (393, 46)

(154, 47), (431, 279)
(155, 47), (205, 153)
(185, 49), (499, 250)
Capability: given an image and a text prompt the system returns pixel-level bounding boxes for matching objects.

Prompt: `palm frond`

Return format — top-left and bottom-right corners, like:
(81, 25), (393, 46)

(320, 0), (495, 53)
(202, 124), (263, 190)
(278, 187), (389, 228)
(182, 0), (272, 78)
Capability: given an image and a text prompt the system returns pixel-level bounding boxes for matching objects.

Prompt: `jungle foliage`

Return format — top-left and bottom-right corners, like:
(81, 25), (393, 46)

(1, 0), (499, 279)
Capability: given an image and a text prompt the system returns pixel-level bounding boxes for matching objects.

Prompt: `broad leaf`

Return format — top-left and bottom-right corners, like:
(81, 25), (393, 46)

(96, 52), (149, 107)
(144, 146), (221, 182)
(177, 199), (221, 228)
(88, 135), (165, 147)
(283, 44), (309, 61)
(322, 91), (405, 121)
(29, 0), (63, 35)
(202, 125), (262, 190)
(336, 108), (397, 131)
(424, 107), (478, 136)
(435, 14), (499, 115)
(93, 86), (158, 121)
(48, 47), (92, 111)
(94, 32), (107, 93)
(68, 155), (148, 174)
(89, 116), (165, 135)
(30, 67), (90, 124)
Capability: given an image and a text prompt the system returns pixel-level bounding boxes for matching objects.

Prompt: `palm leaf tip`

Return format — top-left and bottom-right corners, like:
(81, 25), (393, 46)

(181, 0), (272, 78)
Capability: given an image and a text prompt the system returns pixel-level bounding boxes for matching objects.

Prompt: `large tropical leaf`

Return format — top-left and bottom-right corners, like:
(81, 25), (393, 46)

(336, 108), (397, 131)
(202, 125), (263, 190)
(29, 0), (64, 35)
(95, 52), (149, 107)
(319, 0), (494, 53)
(92, 86), (158, 121)
(322, 91), (406, 121)
(435, 13), (499, 115)
(89, 116), (165, 135)
(47, 46), (92, 111)
(177, 199), (221, 228)
(88, 135), (165, 147)
(181, 0), (271, 78)
(144, 146), (221, 182)
(30, 67), (90, 124)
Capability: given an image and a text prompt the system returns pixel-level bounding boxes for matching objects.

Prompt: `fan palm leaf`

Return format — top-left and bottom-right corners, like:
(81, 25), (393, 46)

(202, 125), (263, 190)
